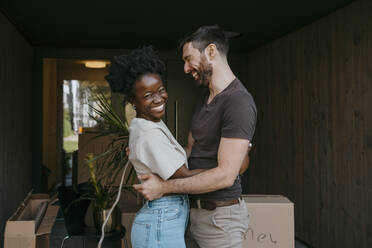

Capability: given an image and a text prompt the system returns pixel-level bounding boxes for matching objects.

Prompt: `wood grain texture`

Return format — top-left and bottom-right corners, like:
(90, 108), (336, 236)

(0, 12), (33, 240)
(43, 58), (58, 190)
(244, 0), (372, 247)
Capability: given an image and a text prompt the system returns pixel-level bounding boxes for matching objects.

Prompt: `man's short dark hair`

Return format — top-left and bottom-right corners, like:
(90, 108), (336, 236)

(178, 25), (229, 56)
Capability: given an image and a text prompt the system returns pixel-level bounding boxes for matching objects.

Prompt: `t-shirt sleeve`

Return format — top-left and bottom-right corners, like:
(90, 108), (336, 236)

(134, 128), (186, 180)
(221, 91), (257, 141)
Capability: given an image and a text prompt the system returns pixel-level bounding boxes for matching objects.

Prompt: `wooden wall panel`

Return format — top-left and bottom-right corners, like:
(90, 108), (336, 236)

(0, 12), (33, 242)
(43, 59), (58, 190)
(244, 0), (372, 247)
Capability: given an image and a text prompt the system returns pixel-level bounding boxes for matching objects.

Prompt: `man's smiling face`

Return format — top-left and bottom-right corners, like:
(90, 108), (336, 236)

(182, 42), (213, 88)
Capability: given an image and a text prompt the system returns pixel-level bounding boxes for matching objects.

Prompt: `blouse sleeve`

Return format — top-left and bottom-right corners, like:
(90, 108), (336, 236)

(133, 128), (186, 180)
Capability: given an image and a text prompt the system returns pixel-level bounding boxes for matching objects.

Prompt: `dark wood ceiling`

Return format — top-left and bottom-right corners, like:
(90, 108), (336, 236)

(0, 0), (354, 52)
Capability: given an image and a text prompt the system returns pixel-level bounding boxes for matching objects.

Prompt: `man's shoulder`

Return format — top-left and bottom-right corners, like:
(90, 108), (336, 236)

(231, 79), (252, 95)
(221, 79), (257, 117)
(225, 83), (255, 106)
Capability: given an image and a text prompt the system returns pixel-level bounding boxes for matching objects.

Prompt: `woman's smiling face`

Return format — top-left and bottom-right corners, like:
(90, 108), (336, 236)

(132, 73), (168, 122)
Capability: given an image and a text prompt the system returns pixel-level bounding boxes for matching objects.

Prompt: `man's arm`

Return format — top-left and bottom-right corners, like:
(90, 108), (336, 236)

(239, 153), (249, 175)
(183, 131), (195, 158)
(170, 165), (207, 179)
(239, 143), (252, 175)
(134, 137), (249, 200)
(184, 130), (248, 176)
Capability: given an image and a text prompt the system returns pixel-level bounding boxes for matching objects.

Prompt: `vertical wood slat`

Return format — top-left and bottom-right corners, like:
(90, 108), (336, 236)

(244, 0), (372, 247)
(43, 59), (58, 190)
(0, 12), (33, 243)
(166, 60), (200, 146)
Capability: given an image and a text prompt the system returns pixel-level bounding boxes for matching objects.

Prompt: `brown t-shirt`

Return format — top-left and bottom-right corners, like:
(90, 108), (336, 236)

(189, 78), (257, 200)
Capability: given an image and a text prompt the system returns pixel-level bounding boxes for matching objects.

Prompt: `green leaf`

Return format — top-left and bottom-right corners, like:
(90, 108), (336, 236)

(78, 91), (137, 210)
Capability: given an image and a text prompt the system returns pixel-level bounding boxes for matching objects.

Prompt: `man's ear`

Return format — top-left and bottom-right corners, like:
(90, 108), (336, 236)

(205, 43), (217, 61)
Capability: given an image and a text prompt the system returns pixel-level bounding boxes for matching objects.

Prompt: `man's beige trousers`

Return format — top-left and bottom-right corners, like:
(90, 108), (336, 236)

(186, 198), (249, 248)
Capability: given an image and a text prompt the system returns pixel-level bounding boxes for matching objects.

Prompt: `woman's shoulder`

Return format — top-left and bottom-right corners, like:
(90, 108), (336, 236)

(130, 117), (158, 130)
(130, 119), (166, 142)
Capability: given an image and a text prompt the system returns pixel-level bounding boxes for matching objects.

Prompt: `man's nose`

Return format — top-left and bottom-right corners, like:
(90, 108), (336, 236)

(184, 63), (191, 74)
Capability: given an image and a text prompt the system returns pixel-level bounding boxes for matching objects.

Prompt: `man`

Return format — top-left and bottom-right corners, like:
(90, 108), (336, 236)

(134, 25), (257, 248)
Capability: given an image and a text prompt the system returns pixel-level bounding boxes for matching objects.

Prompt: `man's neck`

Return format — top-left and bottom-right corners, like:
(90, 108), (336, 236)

(208, 62), (235, 101)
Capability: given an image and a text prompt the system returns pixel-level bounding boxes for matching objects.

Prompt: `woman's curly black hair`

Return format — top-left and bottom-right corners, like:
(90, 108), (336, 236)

(105, 46), (165, 103)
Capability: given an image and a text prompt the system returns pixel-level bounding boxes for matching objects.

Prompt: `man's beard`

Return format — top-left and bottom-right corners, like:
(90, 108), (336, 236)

(196, 57), (213, 88)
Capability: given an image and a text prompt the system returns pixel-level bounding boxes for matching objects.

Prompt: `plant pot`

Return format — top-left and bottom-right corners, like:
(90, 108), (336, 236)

(93, 206), (120, 233)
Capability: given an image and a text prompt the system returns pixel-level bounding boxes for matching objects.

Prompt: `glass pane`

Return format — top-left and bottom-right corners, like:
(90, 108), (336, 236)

(63, 80), (110, 137)
(63, 79), (110, 185)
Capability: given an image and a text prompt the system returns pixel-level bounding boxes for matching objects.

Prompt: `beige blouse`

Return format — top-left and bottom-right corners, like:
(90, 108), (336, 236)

(128, 118), (187, 180)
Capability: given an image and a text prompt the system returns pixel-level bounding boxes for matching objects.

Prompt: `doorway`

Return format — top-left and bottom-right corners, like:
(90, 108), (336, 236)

(43, 58), (111, 189)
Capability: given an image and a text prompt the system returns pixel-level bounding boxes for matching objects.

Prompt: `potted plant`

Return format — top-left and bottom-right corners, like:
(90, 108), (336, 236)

(77, 92), (137, 233)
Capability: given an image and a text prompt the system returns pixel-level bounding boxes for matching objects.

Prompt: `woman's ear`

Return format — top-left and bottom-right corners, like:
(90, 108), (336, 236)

(130, 100), (136, 109)
(126, 97), (134, 108)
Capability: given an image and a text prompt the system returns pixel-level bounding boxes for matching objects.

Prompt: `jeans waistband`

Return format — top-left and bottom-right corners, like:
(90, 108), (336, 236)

(146, 194), (188, 208)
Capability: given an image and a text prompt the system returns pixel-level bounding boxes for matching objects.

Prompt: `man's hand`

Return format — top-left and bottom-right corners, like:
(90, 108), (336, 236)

(133, 174), (166, 200)
(183, 131), (195, 158)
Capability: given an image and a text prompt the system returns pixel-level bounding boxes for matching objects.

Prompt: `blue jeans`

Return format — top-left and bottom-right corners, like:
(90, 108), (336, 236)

(131, 195), (189, 248)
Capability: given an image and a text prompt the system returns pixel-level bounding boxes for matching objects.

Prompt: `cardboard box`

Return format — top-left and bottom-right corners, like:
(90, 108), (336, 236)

(121, 212), (136, 248)
(120, 195), (294, 248)
(77, 132), (134, 187)
(119, 193), (142, 248)
(4, 192), (59, 248)
(78, 132), (115, 184)
(242, 195), (294, 248)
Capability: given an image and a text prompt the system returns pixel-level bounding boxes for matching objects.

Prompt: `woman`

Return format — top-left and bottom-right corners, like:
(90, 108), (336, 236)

(105, 46), (205, 248)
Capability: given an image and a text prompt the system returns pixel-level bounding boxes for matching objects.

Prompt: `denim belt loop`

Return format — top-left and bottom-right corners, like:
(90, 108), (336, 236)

(197, 199), (201, 208)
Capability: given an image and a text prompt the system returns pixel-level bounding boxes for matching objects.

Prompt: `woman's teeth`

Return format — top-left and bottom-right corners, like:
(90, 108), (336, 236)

(152, 104), (164, 112)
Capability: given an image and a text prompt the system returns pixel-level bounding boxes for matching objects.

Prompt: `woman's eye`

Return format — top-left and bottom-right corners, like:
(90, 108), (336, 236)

(159, 87), (165, 93)
(144, 94), (151, 99)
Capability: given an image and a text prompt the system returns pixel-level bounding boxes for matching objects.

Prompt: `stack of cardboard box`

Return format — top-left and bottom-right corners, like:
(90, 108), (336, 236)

(4, 192), (59, 248)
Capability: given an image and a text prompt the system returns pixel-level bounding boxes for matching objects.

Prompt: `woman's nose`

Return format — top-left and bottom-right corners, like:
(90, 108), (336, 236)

(153, 93), (162, 103)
